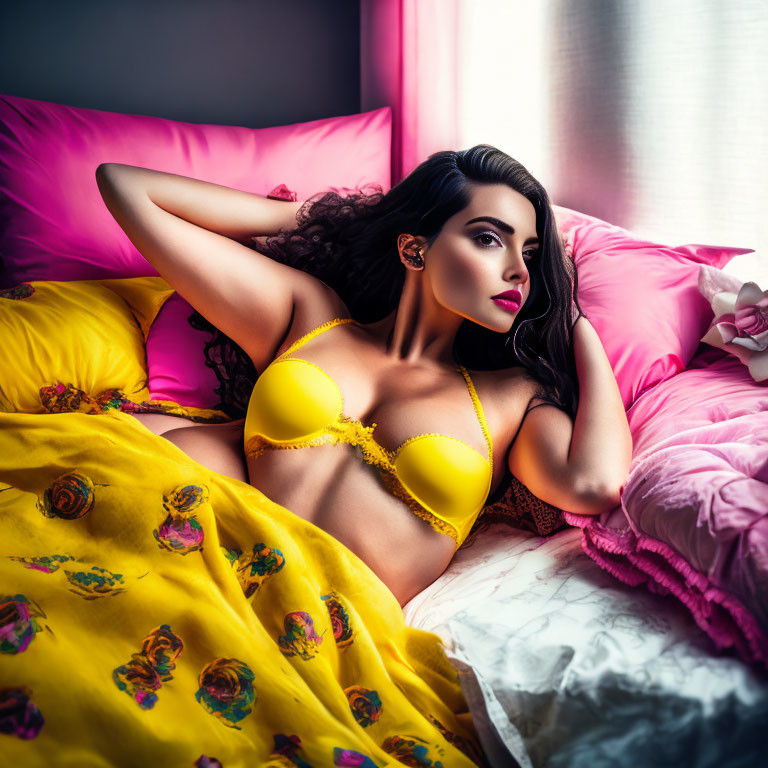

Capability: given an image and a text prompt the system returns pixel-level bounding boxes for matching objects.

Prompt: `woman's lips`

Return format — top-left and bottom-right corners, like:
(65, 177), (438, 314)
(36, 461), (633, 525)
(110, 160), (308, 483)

(492, 289), (522, 313)
(492, 297), (521, 313)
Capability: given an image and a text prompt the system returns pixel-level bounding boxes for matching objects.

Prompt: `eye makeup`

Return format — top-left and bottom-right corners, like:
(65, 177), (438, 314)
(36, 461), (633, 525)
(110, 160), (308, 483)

(472, 229), (539, 260)
(464, 216), (539, 246)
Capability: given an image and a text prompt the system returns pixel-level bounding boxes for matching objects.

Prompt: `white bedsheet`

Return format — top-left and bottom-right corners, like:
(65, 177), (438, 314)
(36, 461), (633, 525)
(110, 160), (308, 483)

(403, 524), (768, 767)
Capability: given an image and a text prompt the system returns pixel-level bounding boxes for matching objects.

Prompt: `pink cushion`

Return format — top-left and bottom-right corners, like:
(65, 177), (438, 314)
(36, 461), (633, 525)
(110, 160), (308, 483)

(145, 292), (222, 408)
(554, 205), (754, 409)
(0, 92), (392, 287)
(0, 93), (392, 410)
(564, 344), (768, 669)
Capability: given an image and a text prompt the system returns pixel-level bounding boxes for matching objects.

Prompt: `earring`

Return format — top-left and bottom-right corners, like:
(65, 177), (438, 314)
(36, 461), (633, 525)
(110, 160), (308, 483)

(398, 234), (425, 269)
(406, 249), (424, 269)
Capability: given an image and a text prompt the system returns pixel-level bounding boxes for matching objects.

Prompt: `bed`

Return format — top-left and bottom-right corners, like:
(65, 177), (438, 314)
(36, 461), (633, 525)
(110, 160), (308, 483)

(403, 248), (768, 766)
(1, 93), (767, 767)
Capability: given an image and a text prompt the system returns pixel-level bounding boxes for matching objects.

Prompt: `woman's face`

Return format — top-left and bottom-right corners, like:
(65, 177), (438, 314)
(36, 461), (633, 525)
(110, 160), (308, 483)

(424, 183), (539, 333)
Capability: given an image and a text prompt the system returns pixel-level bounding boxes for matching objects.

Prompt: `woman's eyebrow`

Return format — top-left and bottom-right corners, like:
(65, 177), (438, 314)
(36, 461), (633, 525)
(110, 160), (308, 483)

(464, 216), (539, 245)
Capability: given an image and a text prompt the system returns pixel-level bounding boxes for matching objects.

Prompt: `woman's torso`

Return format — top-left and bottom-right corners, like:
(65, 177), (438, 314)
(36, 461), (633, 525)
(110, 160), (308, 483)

(241, 293), (531, 606)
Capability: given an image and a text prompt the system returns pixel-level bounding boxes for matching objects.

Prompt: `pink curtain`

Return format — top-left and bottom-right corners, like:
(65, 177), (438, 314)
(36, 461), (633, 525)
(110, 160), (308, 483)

(361, 0), (460, 185)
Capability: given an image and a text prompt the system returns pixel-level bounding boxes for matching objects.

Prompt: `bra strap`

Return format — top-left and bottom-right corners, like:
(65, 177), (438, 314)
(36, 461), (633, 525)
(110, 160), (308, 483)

(277, 316), (357, 360)
(457, 365), (494, 474)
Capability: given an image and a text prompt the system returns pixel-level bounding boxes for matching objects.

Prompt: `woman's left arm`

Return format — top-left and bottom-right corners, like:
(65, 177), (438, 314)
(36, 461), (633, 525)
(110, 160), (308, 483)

(569, 316), (633, 505)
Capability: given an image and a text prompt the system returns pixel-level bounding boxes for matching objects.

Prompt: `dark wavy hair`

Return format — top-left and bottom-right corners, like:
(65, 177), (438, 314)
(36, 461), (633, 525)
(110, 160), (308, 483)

(188, 144), (583, 538)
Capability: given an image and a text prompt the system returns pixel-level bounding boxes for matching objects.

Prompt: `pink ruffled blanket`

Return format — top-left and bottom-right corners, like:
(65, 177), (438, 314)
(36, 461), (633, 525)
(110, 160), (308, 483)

(565, 344), (768, 669)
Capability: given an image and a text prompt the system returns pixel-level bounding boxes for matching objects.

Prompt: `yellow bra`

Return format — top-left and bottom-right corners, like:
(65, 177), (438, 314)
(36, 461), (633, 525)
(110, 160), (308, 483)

(243, 317), (494, 548)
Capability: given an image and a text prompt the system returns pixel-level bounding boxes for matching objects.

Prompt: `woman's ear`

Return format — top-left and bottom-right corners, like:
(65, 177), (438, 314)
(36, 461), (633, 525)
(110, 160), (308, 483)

(396, 234), (426, 270)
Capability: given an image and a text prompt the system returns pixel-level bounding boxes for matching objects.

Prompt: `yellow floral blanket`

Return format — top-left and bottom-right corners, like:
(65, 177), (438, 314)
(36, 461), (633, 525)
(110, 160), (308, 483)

(0, 408), (483, 767)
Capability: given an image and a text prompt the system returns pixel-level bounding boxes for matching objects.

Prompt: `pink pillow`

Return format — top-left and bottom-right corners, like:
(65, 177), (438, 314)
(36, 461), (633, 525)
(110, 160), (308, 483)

(0, 93), (392, 412)
(0, 93), (392, 287)
(145, 292), (222, 408)
(554, 205), (755, 409)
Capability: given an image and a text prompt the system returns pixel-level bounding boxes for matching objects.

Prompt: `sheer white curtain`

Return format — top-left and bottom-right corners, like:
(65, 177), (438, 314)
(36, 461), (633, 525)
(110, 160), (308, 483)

(455, 0), (768, 277)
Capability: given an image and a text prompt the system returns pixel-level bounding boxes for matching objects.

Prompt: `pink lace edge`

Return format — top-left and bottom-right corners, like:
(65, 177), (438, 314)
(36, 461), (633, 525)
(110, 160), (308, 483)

(562, 510), (768, 670)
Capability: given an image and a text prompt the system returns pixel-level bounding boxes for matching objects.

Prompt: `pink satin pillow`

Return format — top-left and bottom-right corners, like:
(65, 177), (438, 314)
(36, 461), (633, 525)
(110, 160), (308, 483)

(554, 205), (755, 409)
(0, 93), (392, 412)
(0, 92), (392, 287)
(145, 292), (222, 409)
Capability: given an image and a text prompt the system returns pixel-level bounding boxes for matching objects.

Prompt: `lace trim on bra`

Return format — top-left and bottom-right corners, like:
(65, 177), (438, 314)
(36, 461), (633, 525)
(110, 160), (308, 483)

(277, 316), (358, 360)
(244, 418), (465, 543)
(244, 316), (495, 548)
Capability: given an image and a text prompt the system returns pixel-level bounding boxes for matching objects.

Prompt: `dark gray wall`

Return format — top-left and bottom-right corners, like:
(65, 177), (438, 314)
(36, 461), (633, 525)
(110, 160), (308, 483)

(0, 0), (360, 127)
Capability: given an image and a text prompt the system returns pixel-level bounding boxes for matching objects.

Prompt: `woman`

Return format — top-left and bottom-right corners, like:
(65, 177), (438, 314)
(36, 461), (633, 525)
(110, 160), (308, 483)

(0, 146), (634, 767)
(97, 144), (632, 609)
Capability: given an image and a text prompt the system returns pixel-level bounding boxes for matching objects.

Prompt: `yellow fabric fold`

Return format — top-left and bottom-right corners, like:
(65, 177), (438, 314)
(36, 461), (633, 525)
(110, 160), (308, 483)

(98, 276), (177, 342)
(0, 409), (483, 767)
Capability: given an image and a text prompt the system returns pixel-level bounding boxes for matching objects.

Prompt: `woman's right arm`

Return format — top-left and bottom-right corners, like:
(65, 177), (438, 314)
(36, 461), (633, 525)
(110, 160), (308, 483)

(507, 317), (632, 516)
(95, 163), (329, 370)
(97, 163), (304, 243)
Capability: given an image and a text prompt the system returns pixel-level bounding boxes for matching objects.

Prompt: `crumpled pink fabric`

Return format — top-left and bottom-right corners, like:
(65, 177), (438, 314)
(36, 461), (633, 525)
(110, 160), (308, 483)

(565, 344), (768, 669)
(266, 183), (298, 202)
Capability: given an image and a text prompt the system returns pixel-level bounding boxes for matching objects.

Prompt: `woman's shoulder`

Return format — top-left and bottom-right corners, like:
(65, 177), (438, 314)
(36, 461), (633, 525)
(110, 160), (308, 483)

(461, 366), (541, 491)
(292, 277), (352, 327)
(268, 277), (353, 359)
(464, 365), (540, 431)
(467, 364), (538, 402)
(471, 366), (567, 429)
(297, 275), (350, 316)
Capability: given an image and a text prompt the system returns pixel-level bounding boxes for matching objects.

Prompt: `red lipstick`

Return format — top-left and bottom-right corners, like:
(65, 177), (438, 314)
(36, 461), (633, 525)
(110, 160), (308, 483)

(491, 289), (522, 312)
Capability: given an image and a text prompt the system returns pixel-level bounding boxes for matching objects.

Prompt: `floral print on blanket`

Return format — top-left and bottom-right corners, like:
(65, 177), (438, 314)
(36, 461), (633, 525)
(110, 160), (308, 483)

(36, 471), (109, 520)
(221, 542), (285, 598)
(264, 734), (315, 767)
(112, 624), (183, 710)
(153, 484), (208, 555)
(64, 565), (126, 599)
(7, 554), (77, 573)
(321, 591), (354, 649)
(0, 595), (47, 654)
(195, 657), (256, 729)
(344, 686), (382, 727)
(0, 407), (483, 765)
(7, 554), (147, 600)
(39, 382), (125, 414)
(0, 686), (44, 740)
(37, 382), (228, 422)
(277, 611), (325, 660)
(333, 748), (380, 767)
(382, 735), (445, 767)
(0, 283), (35, 300)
